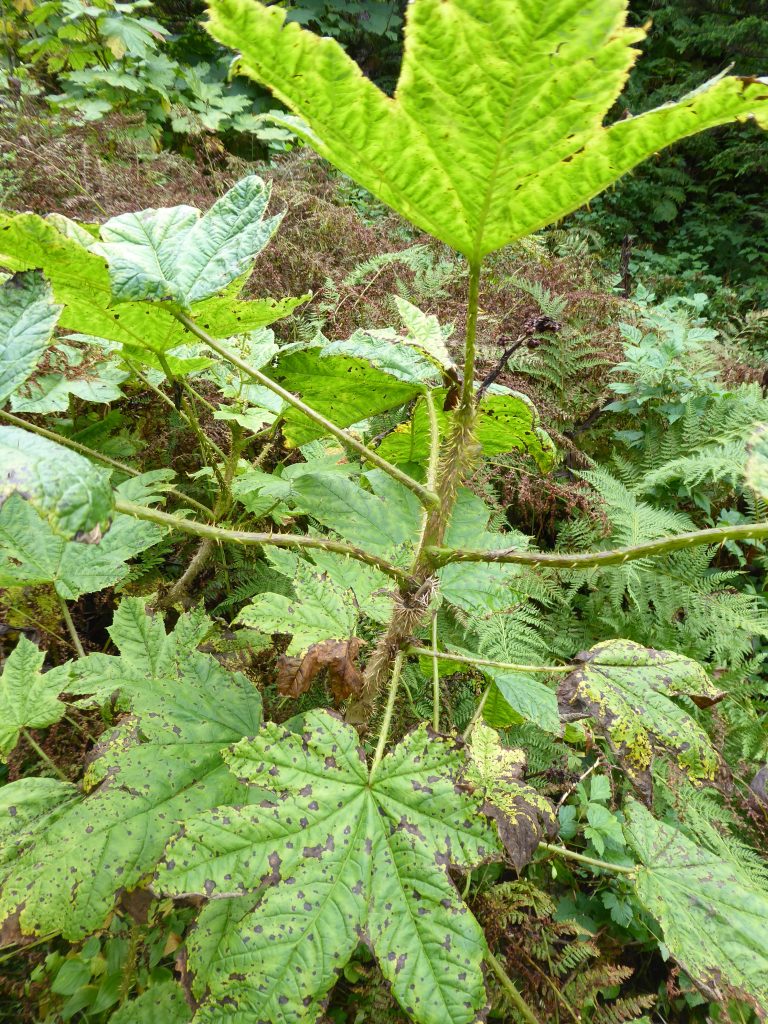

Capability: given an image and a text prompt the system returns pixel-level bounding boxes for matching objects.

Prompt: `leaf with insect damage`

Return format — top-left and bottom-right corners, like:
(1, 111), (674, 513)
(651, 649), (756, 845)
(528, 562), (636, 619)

(0, 209), (306, 360)
(558, 640), (724, 802)
(109, 980), (192, 1024)
(376, 389), (556, 469)
(156, 712), (502, 1024)
(237, 557), (357, 655)
(206, 0), (768, 261)
(0, 599), (262, 942)
(465, 722), (557, 871)
(266, 347), (422, 448)
(277, 638), (363, 702)
(625, 800), (768, 1019)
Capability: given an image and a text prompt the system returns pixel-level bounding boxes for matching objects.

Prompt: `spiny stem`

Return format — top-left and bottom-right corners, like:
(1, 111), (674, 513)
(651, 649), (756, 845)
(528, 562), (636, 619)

(424, 389), (440, 494)
(22, 730), (68, 782)
(0, 409), (212, 517)
(114, 498), (411, 582)
(173, 310), (440, 511)
(369, 651), (404, 779)
(430, 614), (440, 732)
(408, 646), (571, 673)
(461, 262), (482, 412)
(485, 949), (542, 1024)
(537, 842), (636, 875)
(428, 520), (768, 569)
(57, 594), (85, 659)
(462, 683), (491, 741)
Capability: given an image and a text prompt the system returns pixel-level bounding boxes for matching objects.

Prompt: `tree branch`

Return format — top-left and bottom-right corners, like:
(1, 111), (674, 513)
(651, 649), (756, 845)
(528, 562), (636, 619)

(427, 521), (768, 569)
(114, 498), (411, 583)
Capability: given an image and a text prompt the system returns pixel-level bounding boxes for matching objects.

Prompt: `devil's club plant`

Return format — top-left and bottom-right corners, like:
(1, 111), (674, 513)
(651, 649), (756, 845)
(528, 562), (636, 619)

(2, 1), (768, 1022)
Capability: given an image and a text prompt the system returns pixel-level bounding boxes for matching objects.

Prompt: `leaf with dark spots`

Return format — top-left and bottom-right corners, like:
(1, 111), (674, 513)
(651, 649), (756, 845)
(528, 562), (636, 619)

(465, 723), (557, 872)
(625, 801), (768, 1018)
(0, 599), (261, 942)
(156, 713), (500, 1024)
(277, 638), (363, 702)
(558, 639), (725, 802)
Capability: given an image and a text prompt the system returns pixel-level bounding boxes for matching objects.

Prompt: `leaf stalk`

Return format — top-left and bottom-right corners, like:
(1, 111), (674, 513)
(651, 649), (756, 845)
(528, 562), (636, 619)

(114, 498), (411, 582)
(408, 646), (571, 674)
(369, 650), (404, 779)
(172, 310), (440, 510)
(537, 842), (636, 876)
(427, 521), (768, 569)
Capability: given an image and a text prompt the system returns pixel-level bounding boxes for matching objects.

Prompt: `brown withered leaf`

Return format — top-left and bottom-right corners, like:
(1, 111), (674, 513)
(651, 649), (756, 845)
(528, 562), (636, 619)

(277, 638), (363, 702)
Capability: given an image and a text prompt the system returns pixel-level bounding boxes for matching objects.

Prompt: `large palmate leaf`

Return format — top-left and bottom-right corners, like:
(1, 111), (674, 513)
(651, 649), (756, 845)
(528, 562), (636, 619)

(0, 637), (70, 757)
(0, 211), (306, 356)
(206, 0), (768, 261)
(0, 599), (262, 942)
(0, 270), (62, 406)
(466, 722), (557, 871)
(237, 555), (358, 655)
(558, 640), (724, 801)
(0, 472), (168, 599)
(157, 712), (502, 1024)
(237, 547), (394, 692)
(94, 176), (282, 305)
(0, 426), (114, 540)
(625, 801), (768, 1018)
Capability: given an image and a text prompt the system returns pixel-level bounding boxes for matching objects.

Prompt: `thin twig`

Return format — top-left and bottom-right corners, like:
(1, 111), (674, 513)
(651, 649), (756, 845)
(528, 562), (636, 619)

(22, 730), (69, 782)
(555, 757), (602, 812)
(462, 683), (491, 741)
(476, 334), (526, 401)
(537, 842), (636, 875)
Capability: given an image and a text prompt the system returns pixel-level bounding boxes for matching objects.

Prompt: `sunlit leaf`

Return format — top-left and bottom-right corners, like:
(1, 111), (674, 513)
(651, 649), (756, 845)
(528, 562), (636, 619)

(0, 270), (62, 407)
(207, 0), (768, 260)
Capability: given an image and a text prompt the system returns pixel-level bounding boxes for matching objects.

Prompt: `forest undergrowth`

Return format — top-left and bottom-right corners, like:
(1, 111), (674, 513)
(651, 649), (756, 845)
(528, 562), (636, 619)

(1, 3), (768, 1024)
